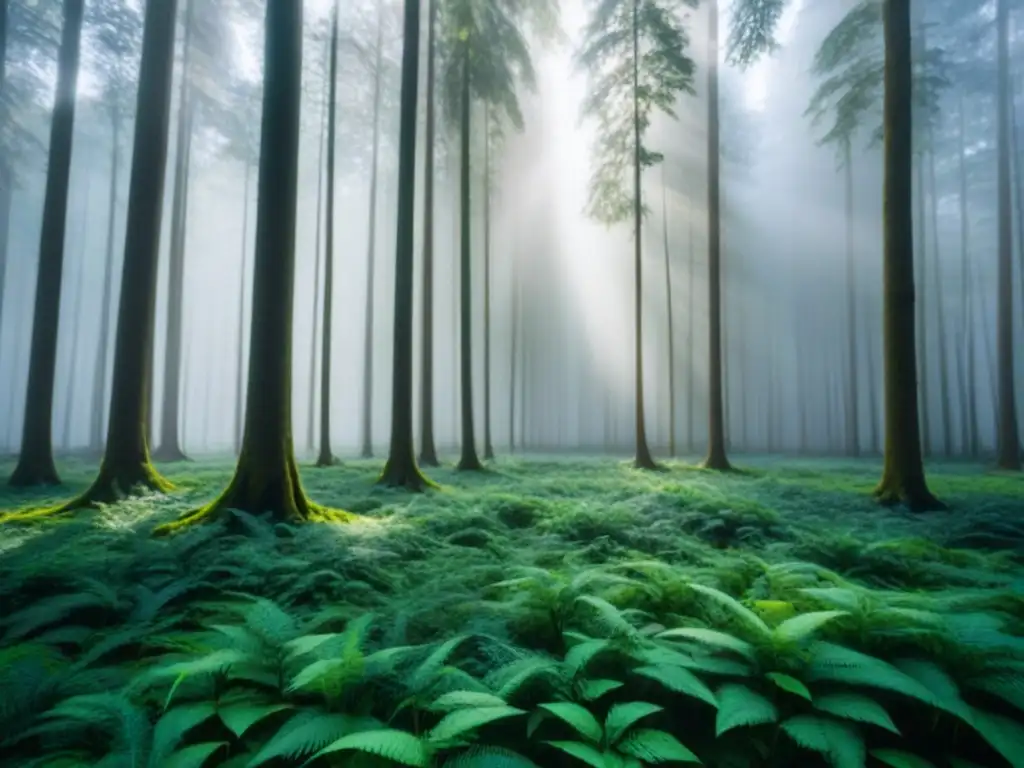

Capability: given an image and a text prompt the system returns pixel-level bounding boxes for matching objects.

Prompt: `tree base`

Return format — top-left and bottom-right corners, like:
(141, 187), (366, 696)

(633, 454), (663, 471)
(151, 445), (190, 463)
(701, 455), (734, 472)
(314, 453), (339, 468)
(873, 476), (946, 512)
(1, 460), (172, 524)
(419, 447), (440, 467)
(9, 456), (62, 488)
(456, 453), (484, 471)
(154, 460), (355, 535)
(483, 445), (495, 461)
(378, 457), (437, 491)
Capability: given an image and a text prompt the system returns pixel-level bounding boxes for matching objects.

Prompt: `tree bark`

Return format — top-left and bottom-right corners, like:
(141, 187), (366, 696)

(360, 6), (384, 460)
(482, 115), (494, 461)
(702, 0), (730, 471)
(157, 0), (352, 533)
(927, 136), (952, 457)
(418, 0), (439, 466)
(10, 0), (85, 487)
(379, 0), (430, 490)
(957, 89), (978, 457)
(661, 166), (676, 458)
(995, 0), (1021, 469)
(456, 44), (482, 471)
(873, 0), (942, 509)
(914, 152), (929, 456)
(307, 61), (327, 454)
(316, 0), (340, 468)
(62, 187), (90, 449)
(153, 0), (196, 463)
(686, 198), (695, 452)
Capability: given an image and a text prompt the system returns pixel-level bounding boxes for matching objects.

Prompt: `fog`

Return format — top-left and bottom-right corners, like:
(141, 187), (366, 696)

(0, 0), (1019, 460)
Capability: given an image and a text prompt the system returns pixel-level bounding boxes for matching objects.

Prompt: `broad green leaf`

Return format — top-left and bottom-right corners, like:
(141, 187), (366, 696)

(655, 628), (755, 659)
(618, 728), (701, 764)
(537, 702), (603, 744)
(543, 741), (607, 768)
(870, 750), (938, 768)
(766, 672), (812, 701)
(715, 684), (778, 737)
(578, 678), (625, 701)
(634, 665), (717, 708)
(605, 702), (663, 746)
(164, 742), (230, 768)
(432, 691), (509, 711)
(773, 611), (848, 643)
(217, 702), (292, 739)
(308, 729), (430, 767)
(781, 716), (865, 768)
(428, 706), (526, 745)
(814, 693), (899, 734)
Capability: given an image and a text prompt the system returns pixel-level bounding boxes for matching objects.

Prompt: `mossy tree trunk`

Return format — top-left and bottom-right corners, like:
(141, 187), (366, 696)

(418, 0), (439, 467)
(456, 45), (482, 472)
(317, 0), (340, 468)
(361, 5), (384, 460)
(995, 0), (1021, 470)
(153, 2), (195, 463)
(873, 0), (942, 510)
(702, 0), (730, 471)
(158, 0), (352, 533)
(630, 0), (656, 471)
(379, 0), (430, 491)
(10, 0), (85, 488)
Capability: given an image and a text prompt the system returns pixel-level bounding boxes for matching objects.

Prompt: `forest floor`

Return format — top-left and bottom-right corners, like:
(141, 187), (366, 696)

(1, 455), (1023, 766)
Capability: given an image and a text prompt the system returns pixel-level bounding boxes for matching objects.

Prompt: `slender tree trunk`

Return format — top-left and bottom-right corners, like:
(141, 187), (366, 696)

(874, 0), (942, 509)
(996, 0), (1021, 469)
(307, 67), (327, 453)
(866, 313), (880, 453)
(153, 7), (195, 463)
(317, 0), (340, 467)
(958, 89), (979, 457)
(927, 137), (952, 456)
(360, 7), (384, 460)
(702, 0), (730, 470)
(0, 0), (9, 344)
(843, 140), (859, 456)
(62, 186), (90, 449)
(158, 0), (352, 532)
(89, 107), (121, 453)
(914, 152), (930, 456)
(661, 166), (676, 458)
(234, 159), (251, 454)
(509, 249), (518, 453)
(687, 199), (695, 452)
(10, 0), (85, 487)
(418, 0), (439, 466)
(379, 0), (429, 490)
(482, 113), (494, 460)
(456, 44), (482, 471)
(630, 0), (656, 470)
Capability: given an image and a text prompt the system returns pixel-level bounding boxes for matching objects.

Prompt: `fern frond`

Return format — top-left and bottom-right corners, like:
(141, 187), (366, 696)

(714, 684), (778, 737)
(307, 729), (431, 767)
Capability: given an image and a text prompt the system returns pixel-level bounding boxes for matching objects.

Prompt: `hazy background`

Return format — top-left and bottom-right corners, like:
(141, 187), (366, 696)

(0, 0), (1018, 458)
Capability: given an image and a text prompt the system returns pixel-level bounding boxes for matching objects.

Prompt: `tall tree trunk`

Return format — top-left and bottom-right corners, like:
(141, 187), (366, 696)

(90, 104), (121, 454)
(927, 137), (952, 456)
(10, 0), (85, 487)
(509, 246), (518, 453)
(0, 0), (9, 344)
(958, 89), (979, 457)
(235, 159), (251, 454)
(874, 0), (942, 509)
(456, 44), (482, 471)
(686, 198), (695, 452)
(307, 64), (327, 453)
(62, 186), (90, 449)
(153, 8), (195, 463)
(158, 0), (352, 533)
(996, 0), (1021, 469)
(418, 0), (439, 466)
(360, 7), (384, 460)
(702, 0), (730, 470)
(914, 153), (930, 456)
(631, 0), (656, 470)
(483, 115), (494, 460)
(866, 313), (880, 453)
(316, 0), (340, 468)
(379, 0), (429, 490)
(843, 140), (859, 456)
(661, 166), (676, 458)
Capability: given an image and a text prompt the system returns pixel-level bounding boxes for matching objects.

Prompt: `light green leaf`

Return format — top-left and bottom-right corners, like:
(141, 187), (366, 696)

(813, 693), (899, 734)
(655, 628), (755, 659)
(781, 715), (865, 768)
(773, 611), (848, 643)
(432, 691), (509, 711)
(217, 702), (292, 739)
(618, 728), (701, 764)
(164, 742), (230, 768)
(543, 740), (607, 768)
(715, 684), (778, 737)
(308, 729), (430, 767)
(634, 665), (717, 708)
(428, 706), (526, 745)
(578, 678), (625, 702)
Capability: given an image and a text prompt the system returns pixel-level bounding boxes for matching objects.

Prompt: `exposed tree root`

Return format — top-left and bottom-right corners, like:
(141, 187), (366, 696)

(1, 460), (173, 524)
(154, 457), (355, 535)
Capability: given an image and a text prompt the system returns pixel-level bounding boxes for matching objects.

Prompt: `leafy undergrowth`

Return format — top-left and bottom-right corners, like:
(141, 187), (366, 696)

(0, 454), (1023, 767)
